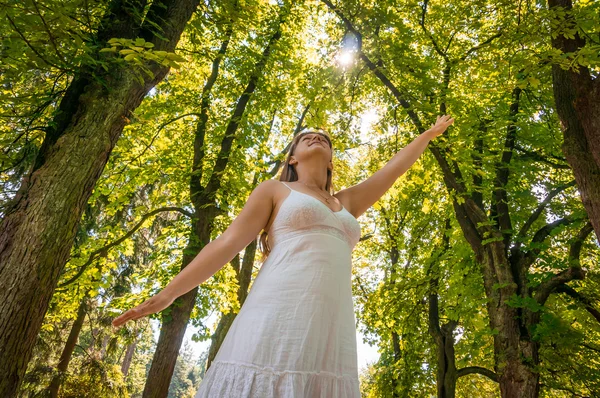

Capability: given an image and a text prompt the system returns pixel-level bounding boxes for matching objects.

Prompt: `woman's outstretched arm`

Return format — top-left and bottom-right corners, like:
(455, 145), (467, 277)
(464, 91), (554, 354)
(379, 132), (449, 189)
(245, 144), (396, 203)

(337, 115), (454, 218)
(111, 179), (278, 328)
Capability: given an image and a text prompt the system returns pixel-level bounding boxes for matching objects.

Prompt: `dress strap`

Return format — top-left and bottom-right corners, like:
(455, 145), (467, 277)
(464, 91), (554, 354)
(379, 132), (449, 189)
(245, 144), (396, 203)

(280, 181), (292, 191)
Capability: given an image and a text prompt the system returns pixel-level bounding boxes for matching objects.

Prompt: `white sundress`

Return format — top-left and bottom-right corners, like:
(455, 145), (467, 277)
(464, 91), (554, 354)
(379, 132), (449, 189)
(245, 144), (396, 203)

(194, 180), (362, 397)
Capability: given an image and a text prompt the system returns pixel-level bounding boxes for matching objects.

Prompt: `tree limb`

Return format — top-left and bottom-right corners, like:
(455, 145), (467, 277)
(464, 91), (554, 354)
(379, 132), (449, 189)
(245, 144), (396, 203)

(419, 0), (449, 61)
(456, 366), (498, 382)
(5, 13), (71, 72)
(111, 113), (203, 177)
(534, 222), (593, 305)
(267, 102), (311, 175)
(321, 0), (493, 254)
(205, 14), (286, 196)
(535, 267), (586, 305)
(568, 222), (593, 260)
(57, 207), (193, 289)
(514, 145), (569, 169)
(491, 86), (521, 248)
(515, 180), (577, 248)
(460, 31), (503, 61)
(556, 284), (600, 324)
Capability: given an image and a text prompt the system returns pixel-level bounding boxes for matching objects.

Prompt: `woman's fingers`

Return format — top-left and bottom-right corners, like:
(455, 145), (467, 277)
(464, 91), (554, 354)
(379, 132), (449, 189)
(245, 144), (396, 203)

(111, 293), (175, 329)
(112, 309), (138, 327)
(427, 115), (454, 138)
(112, 301), (150, 328)
(438, 115), (453, 126)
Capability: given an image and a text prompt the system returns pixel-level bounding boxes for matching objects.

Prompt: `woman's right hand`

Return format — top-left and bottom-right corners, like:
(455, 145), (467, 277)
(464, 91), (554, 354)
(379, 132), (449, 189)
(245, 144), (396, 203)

(111, 290), (176, 329)
(425, 114), (454, 139)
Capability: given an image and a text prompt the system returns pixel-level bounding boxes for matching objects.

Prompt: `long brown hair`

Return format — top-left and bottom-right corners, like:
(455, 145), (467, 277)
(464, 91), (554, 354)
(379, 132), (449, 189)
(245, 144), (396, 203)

(258, 129), (335, 262)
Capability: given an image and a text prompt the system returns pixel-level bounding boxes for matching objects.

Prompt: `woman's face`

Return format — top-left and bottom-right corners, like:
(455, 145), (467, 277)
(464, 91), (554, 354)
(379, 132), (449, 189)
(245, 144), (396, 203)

(289, 132), (333, 171)
(296, 132), (331, 157)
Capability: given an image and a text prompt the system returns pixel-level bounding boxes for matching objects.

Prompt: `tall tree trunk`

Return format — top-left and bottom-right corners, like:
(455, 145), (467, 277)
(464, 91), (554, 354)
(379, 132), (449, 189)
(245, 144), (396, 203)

(427, 222), (458, 398)
(0, 0), (199, 395)
(390, 330), (401, 397)
(480, 246), (540, 398)
(141, 14), (285, 397)
(47, 296), (89, 398)
(548, 0), (600, 243)
(198, 101), (305, 375)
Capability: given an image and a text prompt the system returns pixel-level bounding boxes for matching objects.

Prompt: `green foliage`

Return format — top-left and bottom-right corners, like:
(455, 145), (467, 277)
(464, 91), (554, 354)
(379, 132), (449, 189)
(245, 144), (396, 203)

(4, 0), (599, 396)
(100, 37), (188, 81)
(59, 360), (129, 398)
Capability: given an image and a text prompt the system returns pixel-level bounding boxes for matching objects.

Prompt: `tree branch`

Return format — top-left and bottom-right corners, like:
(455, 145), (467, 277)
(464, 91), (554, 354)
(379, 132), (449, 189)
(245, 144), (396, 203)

(534, 222), (593, 305)
(321, 0), (493, 254)
(515, 180), (577, 248)
(205, 13), (285, 196)
(267, 102), (311, 176)
(419, 0), (449, 61)
(5, 13), (71, 72)
(569, 221), (593, 260)
(556, 284), (600, 324)
(456, 366), (498, 382)
(514, 144), (569, 169)
(111, 113), (203, 177)
(535, 267), (586, 305)
(57, 207), (193, 289)
(460, 31), (503, 61)
(491, 86), (521, 247)
(519, 216), (581, 273)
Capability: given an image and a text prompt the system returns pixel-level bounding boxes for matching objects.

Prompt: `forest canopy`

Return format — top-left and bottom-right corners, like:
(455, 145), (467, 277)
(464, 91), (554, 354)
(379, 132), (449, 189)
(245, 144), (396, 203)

(0, 0), (599, 397)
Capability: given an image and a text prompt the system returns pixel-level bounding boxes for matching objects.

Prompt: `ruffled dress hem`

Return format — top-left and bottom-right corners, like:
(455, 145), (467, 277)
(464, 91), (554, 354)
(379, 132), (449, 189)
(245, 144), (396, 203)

(195, 360), (360, 397)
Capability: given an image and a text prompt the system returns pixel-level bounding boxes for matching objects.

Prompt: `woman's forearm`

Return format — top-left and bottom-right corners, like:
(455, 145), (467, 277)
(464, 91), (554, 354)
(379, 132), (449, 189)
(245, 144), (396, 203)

(385, 129), (436, 176)
(159, 236), (237, 300)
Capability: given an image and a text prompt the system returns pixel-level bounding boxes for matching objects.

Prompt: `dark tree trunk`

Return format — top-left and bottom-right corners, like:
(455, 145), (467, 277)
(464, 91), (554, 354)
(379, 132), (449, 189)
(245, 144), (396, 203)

(390, 331), (401, 397)
(384, 221), (405, 397)
(481, 246), (540, 398)
(0, 0), (199, 395)
(548, 0), (600, 244)
(428, 223), (459, 398)
(47, 296), (89, 398)
(141, 15), (285, 397)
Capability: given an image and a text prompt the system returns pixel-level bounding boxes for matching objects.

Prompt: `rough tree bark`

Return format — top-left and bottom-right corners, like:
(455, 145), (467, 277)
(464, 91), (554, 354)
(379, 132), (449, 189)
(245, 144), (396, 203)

(141, 13), (286, 397)
(0, 0), (200, 395)
(548, 0), (600, 244)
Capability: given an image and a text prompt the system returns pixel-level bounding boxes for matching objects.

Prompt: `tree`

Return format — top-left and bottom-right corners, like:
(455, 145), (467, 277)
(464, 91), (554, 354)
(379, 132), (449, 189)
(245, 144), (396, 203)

(0, 0), (200, 394)
(547, 0), (600, 243)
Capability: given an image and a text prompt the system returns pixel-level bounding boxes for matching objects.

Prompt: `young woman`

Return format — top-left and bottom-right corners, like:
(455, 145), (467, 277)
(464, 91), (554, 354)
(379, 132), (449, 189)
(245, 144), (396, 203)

(112, 115), (454, 397)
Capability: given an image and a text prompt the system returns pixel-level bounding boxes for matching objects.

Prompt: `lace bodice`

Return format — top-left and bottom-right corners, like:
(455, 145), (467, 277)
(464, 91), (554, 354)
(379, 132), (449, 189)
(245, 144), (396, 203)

(267, 181), (361, 250)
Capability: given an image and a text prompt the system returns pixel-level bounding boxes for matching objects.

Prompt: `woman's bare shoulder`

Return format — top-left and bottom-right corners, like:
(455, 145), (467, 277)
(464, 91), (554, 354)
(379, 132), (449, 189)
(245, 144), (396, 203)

(253, 179), (285, 201)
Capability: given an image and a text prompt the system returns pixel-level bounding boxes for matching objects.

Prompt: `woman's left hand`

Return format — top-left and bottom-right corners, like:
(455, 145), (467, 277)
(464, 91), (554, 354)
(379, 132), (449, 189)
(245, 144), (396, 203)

(426, 115), (454, 139)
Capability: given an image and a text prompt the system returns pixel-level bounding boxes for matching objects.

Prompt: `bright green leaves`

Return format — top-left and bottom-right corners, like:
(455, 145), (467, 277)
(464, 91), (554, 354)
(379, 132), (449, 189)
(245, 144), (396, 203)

(100, 37), (188, 82)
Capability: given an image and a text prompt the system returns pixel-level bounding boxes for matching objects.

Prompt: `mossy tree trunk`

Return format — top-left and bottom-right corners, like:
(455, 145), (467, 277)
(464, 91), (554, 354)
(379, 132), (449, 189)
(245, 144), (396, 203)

(0, 0), (200, 394)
